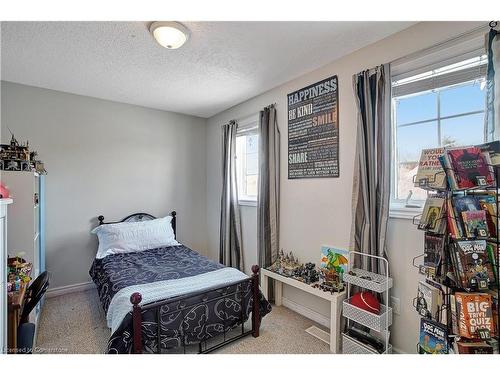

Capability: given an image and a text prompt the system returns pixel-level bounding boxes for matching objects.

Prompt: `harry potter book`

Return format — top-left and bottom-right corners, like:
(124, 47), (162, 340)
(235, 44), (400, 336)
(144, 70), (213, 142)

(415, 147), (447, 189)
(455, 292), (495, 339)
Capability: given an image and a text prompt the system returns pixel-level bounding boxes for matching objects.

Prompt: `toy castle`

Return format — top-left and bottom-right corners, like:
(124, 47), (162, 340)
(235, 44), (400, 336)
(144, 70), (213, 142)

(0, 132), (46, 174)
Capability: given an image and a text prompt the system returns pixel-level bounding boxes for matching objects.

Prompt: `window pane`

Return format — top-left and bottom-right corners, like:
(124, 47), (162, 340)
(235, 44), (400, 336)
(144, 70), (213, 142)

(246, 134), (258, 153)
(246, 175), (258, 197)
(246, 151), (258, 175)
(441, 112), (484, 147)
(397, 165), (428, 201)
(396, 91), (437, 125)
(396, 122), (438, 200)
(397, 122), (438, 162)
(440, 81), (486, 117)
(235, 133), (259, 200)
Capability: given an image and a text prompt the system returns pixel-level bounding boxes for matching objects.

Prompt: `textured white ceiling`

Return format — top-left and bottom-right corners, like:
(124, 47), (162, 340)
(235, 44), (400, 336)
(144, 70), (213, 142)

(1, 21), (414, 118)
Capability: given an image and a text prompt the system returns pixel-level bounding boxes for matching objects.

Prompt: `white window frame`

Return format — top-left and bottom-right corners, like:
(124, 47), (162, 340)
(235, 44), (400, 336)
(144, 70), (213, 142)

(236, 113), (260, 207)
(389, 50), (488, 219)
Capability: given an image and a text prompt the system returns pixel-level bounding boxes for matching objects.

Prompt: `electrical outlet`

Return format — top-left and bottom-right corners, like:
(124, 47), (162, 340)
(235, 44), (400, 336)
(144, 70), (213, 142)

(391, 296), (401, 315)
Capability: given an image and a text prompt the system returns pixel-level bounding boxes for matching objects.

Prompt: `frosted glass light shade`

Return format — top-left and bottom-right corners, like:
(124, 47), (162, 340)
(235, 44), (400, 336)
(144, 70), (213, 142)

(150, 22), (190, 49)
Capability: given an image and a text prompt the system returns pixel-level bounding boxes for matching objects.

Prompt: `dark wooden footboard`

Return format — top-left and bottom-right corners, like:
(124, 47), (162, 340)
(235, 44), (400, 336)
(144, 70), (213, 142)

(130, 265), (261, 354)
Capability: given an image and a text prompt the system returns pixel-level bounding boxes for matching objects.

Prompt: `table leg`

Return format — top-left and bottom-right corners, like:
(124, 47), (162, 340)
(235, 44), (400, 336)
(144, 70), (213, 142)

(274, 280), (283, 306)
(261, 273), (269, 300)
(330, 293), (346, 353)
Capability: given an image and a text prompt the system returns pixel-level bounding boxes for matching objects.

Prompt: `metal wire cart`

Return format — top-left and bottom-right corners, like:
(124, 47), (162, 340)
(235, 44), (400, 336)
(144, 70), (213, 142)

(342, 251), (393, 354)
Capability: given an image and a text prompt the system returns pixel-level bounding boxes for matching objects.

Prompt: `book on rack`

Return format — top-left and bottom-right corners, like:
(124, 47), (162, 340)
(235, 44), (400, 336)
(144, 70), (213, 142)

(451, 240), (494, 290)
(419, 318), (449, 354)
(444, 147), (495, 190)
(450, 294), (459, 335)
(477, 140), (500, 166)
(456, 340), (494, 354)
(447, 196), (462, 238)
(474, 192), (498, 238)
(451, 195), (481, 238)
(455, 292), (495, 339)
(425, 279), (450, 325)
(417, 281), (440, 320)
(414, 147), (447, 189)
(486, 241), (499, 286)
(424, 234), (444, 278)
(419, 196), (446, 234)
(461, 210), (489, 238)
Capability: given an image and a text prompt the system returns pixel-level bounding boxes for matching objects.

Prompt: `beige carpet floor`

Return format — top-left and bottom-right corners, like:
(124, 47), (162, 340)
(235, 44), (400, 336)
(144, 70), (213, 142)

(36, 288), (331, 354)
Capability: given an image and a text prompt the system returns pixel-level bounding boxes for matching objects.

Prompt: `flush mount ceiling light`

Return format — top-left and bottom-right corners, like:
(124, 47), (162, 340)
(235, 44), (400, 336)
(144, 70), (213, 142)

(150, 21), (190, 49)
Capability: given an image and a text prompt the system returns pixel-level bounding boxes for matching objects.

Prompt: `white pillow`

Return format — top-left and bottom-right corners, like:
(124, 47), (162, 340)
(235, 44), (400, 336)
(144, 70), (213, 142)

(91, 216), (179, 259)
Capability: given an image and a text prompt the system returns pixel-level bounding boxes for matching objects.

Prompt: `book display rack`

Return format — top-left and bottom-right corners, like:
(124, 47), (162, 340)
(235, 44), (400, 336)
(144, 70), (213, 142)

(412, 145), (500, 354)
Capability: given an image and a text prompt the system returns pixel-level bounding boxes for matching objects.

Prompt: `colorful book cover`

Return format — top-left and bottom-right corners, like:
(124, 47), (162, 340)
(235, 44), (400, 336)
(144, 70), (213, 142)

(419, 197), (445, 233)
(414, 147), (447, 189)
(453, 240), (494, 290)
(476, 193), (497, 238)
(455, 292), (495, 339)
(446, 147), (494, 189)
(461, 210), (489, 238)
(452, 195), (481, 237)
(320, 246), (349, 277)
(419, 318), (449, 354)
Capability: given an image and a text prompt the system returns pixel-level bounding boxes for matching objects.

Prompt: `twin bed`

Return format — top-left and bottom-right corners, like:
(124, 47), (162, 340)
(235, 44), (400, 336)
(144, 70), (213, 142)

(89, 211), (271, 354)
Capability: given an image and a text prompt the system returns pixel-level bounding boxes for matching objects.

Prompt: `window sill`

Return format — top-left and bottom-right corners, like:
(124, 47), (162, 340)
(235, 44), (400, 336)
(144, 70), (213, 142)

(389, 203), (423, 220)
(239, 199), (257, 207)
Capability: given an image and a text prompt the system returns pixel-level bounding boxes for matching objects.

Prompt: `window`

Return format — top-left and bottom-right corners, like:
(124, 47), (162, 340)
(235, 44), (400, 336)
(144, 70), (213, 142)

(391, 55), (487, 215)
(236, 115), (259, 205)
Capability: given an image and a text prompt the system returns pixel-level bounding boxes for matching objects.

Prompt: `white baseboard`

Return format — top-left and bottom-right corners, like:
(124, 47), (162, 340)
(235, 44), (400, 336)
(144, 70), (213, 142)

(282, 297), (330, 329)
(46, 281), (95, 298)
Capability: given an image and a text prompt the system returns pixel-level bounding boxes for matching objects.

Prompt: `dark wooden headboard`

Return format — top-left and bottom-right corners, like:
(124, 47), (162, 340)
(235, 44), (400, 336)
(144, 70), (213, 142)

(97, 211), (177, 238)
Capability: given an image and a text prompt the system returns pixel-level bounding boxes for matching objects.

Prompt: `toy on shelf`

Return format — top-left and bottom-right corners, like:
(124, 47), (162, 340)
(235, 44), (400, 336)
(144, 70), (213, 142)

(0, 131), (47, 174)
(292, 262), (319, 284)
(7, 255), (32, 293)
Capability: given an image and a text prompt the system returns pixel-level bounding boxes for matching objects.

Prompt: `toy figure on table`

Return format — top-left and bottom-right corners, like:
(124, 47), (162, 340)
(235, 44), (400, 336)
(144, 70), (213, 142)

(268, 249), (302, 277)
(7, 255), (31, 292)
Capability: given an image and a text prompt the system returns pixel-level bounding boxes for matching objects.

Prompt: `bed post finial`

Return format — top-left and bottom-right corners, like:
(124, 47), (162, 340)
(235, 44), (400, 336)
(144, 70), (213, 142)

(98, 215), (104, 225)
(251, 265), (260, 338)
(130, 292), (143, 354)
(171, 210), (177, 238)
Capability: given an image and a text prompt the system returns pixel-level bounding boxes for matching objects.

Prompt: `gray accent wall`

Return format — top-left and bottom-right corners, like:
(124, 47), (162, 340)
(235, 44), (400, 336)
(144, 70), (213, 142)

(205, 22), (485, 354)
(1, 81), (208, 289)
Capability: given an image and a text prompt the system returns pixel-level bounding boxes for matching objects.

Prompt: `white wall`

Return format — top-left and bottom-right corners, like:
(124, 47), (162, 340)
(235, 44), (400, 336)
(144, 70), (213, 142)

(1, 81), (208, 289)
(205, 21), (485, 354)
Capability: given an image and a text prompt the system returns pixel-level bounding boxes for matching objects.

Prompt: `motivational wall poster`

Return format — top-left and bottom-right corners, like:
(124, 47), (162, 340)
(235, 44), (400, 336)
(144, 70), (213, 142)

(287, 75), (339, 179)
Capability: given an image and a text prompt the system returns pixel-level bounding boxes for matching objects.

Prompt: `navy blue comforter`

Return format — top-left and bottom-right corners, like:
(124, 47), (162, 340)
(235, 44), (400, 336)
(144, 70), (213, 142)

(89, 245), (271, 353)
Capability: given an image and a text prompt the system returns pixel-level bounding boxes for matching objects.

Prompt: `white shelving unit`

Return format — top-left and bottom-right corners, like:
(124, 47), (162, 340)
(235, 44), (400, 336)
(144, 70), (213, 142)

(342, 251), (393, 354)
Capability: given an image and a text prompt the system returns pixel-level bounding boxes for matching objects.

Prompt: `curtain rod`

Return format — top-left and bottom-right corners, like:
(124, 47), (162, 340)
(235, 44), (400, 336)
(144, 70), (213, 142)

(390, 23), (491, 66)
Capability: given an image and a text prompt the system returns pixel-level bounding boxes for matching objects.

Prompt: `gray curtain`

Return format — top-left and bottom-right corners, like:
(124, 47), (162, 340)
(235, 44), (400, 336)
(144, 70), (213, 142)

(220, 120), (244, 271)
(485, 28), (500, 141)
(258, 105), (280, 269)
(350, 64), (391, 274)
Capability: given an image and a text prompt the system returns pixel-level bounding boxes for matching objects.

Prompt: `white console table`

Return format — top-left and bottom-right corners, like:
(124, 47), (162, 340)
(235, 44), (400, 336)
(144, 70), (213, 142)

(260, 268), (346, 353)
